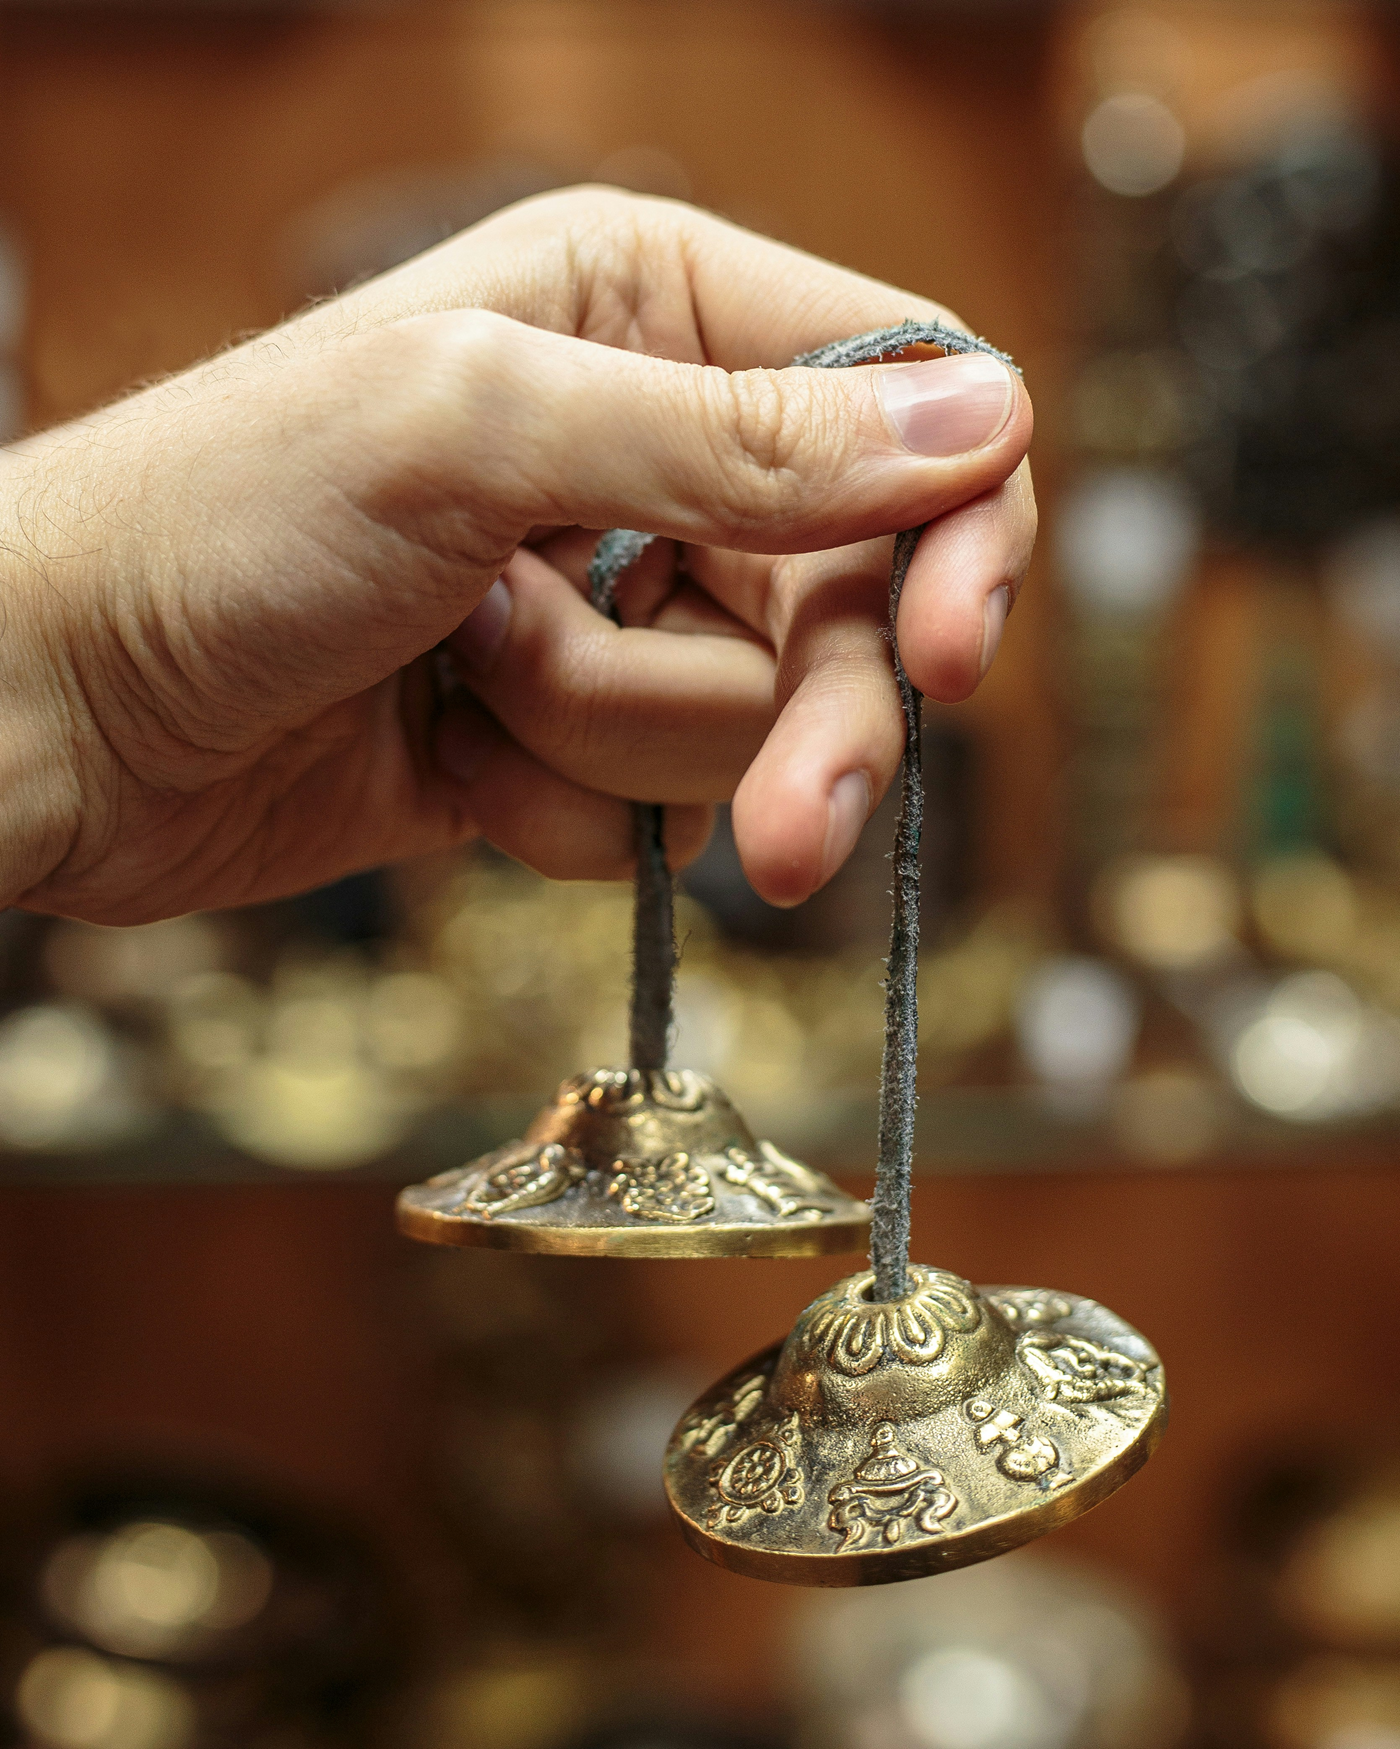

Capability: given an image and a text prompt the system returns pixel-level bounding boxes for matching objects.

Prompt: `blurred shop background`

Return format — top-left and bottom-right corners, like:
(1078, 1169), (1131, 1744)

(1, 0), (1400, 1746)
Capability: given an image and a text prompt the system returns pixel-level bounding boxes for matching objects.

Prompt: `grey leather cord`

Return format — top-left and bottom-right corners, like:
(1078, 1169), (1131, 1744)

(587, 319), (1019, 1296)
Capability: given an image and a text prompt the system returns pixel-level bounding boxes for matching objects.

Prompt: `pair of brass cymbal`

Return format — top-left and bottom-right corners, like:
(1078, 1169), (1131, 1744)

(398, 320), (1166, 1587)
(397, 1061), (1166, 1585)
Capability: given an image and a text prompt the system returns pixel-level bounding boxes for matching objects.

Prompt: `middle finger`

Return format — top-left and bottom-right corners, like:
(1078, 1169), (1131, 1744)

(445, 545), (776, 803)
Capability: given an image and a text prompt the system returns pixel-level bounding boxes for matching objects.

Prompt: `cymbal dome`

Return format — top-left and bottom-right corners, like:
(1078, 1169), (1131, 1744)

(771, 1267), (1021, 1427)
(526, 1068), (755, 1160)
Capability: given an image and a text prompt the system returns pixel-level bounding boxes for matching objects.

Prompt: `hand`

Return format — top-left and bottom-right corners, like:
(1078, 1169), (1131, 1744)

(0, 186), (1034, 924)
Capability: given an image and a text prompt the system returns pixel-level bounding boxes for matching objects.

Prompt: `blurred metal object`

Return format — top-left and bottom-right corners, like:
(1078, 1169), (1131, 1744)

(1228, 971), (1400, 1123)
(398, 1067), (869, 1257)
(1056, 469), (1200, 619)
(17, 1646), (194, 1749)
(11, 1475), (401, 1747)
(1275, 1471), (1400, 1649)
(0, 1003), (155, 1151)
(1015, 957), (1141, 1098)
(1082, 93), (1184, 197)
(664, 1272), (1166, 1585)
(1097, 855), (1241, 972)
(1109, 1067), (1225, 1165)
(1327, 518), (1400, 659)
(167, 956), (467, 1170)
(1267, 1654), (1400, 1749)
(792, 1548), (1188, 1749)
(42, 1520), (273, 1662)
(44, 916), (226, 1007)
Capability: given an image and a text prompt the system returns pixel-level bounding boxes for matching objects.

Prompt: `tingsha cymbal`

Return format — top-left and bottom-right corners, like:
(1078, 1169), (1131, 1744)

(664, 1266), (1167, 1585)
(396, 1067), (870, 1258)
(661, 321), (1166, 1585)
(398, 524), (871, 1264)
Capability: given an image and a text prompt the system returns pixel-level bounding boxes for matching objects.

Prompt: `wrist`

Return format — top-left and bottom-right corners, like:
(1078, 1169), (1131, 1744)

(0, 452), (91, 911)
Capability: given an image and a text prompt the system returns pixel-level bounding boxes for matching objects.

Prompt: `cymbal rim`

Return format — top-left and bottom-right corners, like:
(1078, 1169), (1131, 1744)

(395, 1197), (871, 1258)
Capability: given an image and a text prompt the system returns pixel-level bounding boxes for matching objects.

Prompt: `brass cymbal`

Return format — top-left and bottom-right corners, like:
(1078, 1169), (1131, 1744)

(396, 1067), (871, 1258)
(664, 1266), (1167, 1584)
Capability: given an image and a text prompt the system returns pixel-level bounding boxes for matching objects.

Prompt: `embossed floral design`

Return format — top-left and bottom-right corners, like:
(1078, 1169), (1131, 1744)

(608, 1152), (716, 1223)
(707, 1414), (805, 1527)
(558, 1068), (642, 1110)
(987, 1289), (1074, 1328)
(827, 1423), (958, 1551)
(965, 1398), (1066, 1485)
(460, 1142), (587, 1218)
(648, 1070), (707, 1111)
(1017, 1331), (1146, 1403)
(801, 1265), (982, 1374)
(677, 1371), (769, 1460)
(557, 1067), (708, 1113)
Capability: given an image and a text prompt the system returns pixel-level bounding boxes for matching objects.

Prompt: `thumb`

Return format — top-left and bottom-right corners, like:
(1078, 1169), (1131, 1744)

(346, 309), (1033, 559)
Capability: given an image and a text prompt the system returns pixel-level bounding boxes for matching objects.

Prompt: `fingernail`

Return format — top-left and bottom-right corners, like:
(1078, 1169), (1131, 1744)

(820, 771), (872, 887)
(877, 354), (1015, 457)
(981, 584), (1010, 677)
(448, 578), (511, 679)
(435, 699), (490, 786)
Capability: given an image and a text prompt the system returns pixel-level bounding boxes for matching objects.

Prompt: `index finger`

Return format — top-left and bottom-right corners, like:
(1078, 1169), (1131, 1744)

(310, 185), (969, 371)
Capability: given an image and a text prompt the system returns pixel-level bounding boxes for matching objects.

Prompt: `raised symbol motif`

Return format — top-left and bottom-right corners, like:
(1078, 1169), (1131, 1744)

(987, 1289), (1074, 1327)
(1017, 1330), (1146, 1404)
(460, 1142), (587, 1218)
(827, 1423), (958, 1551)
(964, 1397), (1066, 1484)
(722, 1144), (830, 1223)
(708, 1414), (805, 1527)
(676, 1372), (769, 1460)
(608, 1152), (716, 1223)
(803, 1265), (982, 1375)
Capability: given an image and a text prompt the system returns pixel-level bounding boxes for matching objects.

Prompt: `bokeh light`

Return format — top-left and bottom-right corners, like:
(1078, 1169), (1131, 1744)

(17, 1646), (194, 1749)
(1055, 469), (1200, 617)
(0, 1005), (152, 1150)
(1098, 855), (1241, 971)
(42, 1520), (273, 1660)
(1230, 972), (1400, 1121)
(1015, 958), (1141, 1092)
(1082, 93), (1185, 197)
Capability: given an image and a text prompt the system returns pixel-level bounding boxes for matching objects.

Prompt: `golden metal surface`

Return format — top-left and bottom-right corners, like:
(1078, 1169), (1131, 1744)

(665, 1267), (1166, 1584)
(396, 1068), (871, 1257)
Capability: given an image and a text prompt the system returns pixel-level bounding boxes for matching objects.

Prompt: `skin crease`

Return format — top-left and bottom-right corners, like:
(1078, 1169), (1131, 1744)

(0, 186), (1035, 925)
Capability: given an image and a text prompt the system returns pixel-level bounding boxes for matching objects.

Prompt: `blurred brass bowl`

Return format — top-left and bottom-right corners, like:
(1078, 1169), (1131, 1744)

(664, 1270), (1167, 1584)
(396, 1067), (870, 1258)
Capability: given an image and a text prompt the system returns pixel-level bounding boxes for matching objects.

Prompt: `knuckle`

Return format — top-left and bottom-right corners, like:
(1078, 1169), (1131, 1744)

(352, 309), (518, 445)
(342, 311), (531, 550)
(495, 182), (652, 234)
(703, 368), (821, 528)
